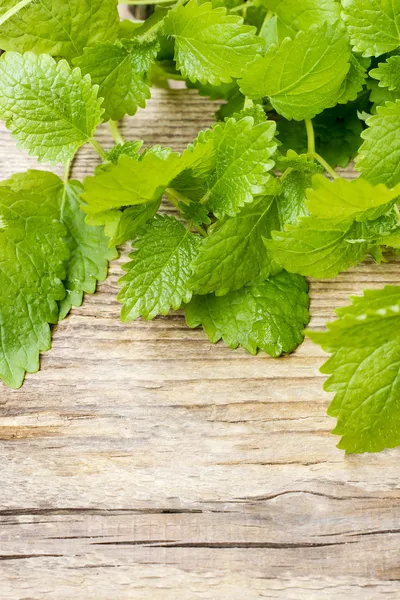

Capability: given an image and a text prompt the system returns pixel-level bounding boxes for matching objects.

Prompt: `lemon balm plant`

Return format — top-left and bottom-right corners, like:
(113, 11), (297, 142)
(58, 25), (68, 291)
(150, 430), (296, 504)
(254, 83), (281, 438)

(0, 0), (400, 454)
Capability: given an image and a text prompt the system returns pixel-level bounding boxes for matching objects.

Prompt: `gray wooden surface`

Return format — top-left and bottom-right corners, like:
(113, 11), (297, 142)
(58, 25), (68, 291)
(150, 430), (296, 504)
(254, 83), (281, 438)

(1, 88), (400, 599)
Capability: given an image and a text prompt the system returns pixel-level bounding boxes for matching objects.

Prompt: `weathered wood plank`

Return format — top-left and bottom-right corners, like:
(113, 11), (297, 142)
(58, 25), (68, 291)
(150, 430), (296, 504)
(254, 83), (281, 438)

(1, 88), (400, 599)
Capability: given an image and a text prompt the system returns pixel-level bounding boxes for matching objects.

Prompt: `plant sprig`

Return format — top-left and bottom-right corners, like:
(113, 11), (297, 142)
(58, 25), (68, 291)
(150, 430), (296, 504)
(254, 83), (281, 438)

(0, 0), (400, 455)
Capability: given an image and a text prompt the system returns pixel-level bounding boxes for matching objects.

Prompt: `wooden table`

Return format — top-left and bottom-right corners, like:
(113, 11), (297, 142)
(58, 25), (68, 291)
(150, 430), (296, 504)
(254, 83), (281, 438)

(1, 89), (400, 599)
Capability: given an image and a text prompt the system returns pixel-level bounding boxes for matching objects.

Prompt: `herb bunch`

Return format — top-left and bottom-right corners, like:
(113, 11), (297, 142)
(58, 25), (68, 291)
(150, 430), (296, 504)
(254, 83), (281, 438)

(0, 0), (400, 454)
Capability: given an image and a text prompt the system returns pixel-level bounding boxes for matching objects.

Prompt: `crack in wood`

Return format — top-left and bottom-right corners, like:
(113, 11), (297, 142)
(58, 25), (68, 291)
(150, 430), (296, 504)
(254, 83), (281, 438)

(93, 541), (357, 549)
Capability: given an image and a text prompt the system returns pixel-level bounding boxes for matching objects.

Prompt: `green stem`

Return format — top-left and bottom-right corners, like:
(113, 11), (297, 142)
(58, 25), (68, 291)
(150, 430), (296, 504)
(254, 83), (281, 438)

(394, 204), (400, 223)
(260, 9), (274, 36)
(0, 0), (34, 27)
(60, 160), (72, 220)
(63, 161), (71, 186)
(309, 152), (339, 179)
(230, 1), (254, 12)
(164, 187), (181, 209)
(89, 138), (108, 161)
(191, 222), (207, 237)
(164, 188), (207, 237)
(108, 121), (125, 145)
(305, 120), (338, 178)
(305, 119), (315, 155)
(165, 187), (190, 206)
(200, 189), (211, 205)
(280, 167), (293, 183)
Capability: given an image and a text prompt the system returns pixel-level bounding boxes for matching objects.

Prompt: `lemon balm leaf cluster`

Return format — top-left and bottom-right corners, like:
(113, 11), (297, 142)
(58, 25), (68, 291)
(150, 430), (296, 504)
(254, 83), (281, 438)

(0, 0), (400, 454)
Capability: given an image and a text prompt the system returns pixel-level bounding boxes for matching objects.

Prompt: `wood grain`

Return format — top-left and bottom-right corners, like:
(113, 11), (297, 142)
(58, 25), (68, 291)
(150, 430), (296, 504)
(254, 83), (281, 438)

(1, 88), (400, 599)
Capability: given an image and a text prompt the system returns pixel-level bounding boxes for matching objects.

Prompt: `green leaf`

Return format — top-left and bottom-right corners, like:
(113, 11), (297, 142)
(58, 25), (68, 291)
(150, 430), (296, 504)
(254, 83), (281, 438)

(306, 174), (400, 221)
(173, 128), (215, 196)
(164, 0), (262, 85)
(341, 0), (400, 57)
(180, 128), (215, 174)
(185, 271), (309, 356)
(0, 0), (119, 60)
(0, 184), (68, 388)
(106, 141), (143, 164)
(240, 23), (351, 120)
(59, 180), (117, 318)
(82, 147), (182, 220)
(308, 286), (400, 453)
(370, 56), (400, 93)
(105, 202), (161, 247)
(336, 54), (368, 104)
(175, 114), (277, 218)
(265, 216), (378, 278)
(0, 170), (116, 319)
(0, 52), (103, 165)
(262, 0), (341, 43)
(203, 116), (277, 218)
(73, 39), (159, 121)
(190, 195), (280, 295)
(118, 215), (200, 320)
(276, 170), (313, 226)
(367, 78), (399, 112)
(356, 100), (400, 187)
(179, 201), (211, 226)
(275, 150), (324, 175)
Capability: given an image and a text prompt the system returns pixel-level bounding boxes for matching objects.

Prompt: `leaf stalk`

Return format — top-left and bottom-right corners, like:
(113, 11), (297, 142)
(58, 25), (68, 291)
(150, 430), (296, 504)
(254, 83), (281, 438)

(108, 121), (125, 145)
(309, 152), (339, 179)
(0, 0), (34, 27)
(89, 138), (108, 161)
(305, 119), (315, 155)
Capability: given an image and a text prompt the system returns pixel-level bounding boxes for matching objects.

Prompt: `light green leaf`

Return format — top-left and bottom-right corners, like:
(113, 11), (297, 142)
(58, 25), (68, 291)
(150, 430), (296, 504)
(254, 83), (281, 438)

(185, 271), (309, 356)
(73, 39), (159, 121)
(356, 100), (400, 187)
(118, 215), (200, 320)
(164, 0), (262, 85)
(336, 53), (368, 104)
(0, 185), (68, 388)
(0, 0), (119, 60)
(276, 170), (313, 226)
(306, 174), (400, 221)
(341, 0), (400, 57)
(82, 147), (182, 220)
(380, 229), (400, 248)
(106, 141), (143, 164)
(178, 128), (215, 184)
(0, 52), (103, 165)
(370, 56), (400, 93)
(265, 216), (378, 278)
(59, 180), (117, 318)
(308, 286), (400, 452)
(262, 0), (341, 43)
(0, 170), (116, 319)
(240, 23), (351, 120)
(190, 195), (280, 296)
(106, 202), (161, 247)
(174, 114), (277, 218)
(367, 78), (399, 112)
(275, 150), (324, 175)
(203, 116), (277, 218)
